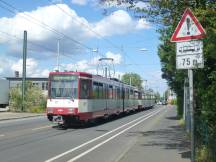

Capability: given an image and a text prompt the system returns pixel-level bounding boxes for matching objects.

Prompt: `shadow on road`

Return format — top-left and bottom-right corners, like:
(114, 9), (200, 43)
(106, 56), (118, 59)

(130, 115), (191, 160)
(166, 116), (181, 120)
(53, 107), (155, 130)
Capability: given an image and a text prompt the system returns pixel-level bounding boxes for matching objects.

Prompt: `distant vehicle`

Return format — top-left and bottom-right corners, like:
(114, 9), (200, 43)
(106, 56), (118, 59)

(162, 101), (167, 105)
(0, 78), (9, 108)
(157, 101), (162, 105)
(46, 71), (156, 127)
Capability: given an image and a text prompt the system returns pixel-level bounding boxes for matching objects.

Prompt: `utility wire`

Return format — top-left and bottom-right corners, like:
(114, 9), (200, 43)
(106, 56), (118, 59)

(47, 0), (147, 72)
(0, 0), (92, 51)
(47, 0), (121, 50)
(0, 0), (151, 74)
(0, 30), (99, 67)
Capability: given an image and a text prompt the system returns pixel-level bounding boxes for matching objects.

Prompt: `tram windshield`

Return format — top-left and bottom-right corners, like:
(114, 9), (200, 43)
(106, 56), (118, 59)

(49, 75), (78, 99)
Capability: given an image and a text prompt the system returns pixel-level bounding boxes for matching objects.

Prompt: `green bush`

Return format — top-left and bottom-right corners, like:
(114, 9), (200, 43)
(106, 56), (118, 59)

(9, 88), (22, 112)
(170, 99), (177, 105)
(196, 146), (214, 162)
(178, 118), (185, 127)
(9, 81), (47, 113)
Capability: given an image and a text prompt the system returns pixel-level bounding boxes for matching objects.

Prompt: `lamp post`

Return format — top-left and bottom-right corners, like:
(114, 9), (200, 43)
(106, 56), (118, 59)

(139, 48), (148, 52)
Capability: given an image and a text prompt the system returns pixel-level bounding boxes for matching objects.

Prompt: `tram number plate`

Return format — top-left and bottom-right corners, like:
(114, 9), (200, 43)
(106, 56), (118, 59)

(176, 55), (204, 69)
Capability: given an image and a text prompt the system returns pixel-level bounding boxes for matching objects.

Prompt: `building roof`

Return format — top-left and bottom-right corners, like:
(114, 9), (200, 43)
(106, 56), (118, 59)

(6, 77), (48, 81)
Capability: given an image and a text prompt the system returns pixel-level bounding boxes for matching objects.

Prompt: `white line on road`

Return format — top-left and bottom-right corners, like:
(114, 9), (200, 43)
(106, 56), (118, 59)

(45, 108), (162, 162)
(67, 109), (162, 162)
(32, 125), (52, 131)
(0, 134), (5, 137)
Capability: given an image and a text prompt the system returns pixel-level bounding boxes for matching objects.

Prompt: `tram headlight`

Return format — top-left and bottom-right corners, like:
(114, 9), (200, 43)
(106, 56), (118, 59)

(68, 108), (73, 113)
(47, 108), (53, 113)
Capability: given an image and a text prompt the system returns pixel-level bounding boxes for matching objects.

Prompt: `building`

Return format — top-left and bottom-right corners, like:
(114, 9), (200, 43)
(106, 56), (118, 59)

(6, 77), (48, 96)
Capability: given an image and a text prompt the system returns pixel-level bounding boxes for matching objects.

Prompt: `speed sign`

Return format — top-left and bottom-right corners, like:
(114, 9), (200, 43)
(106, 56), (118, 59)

(176, 54), (204, 69)
(176, 40), (204, 69)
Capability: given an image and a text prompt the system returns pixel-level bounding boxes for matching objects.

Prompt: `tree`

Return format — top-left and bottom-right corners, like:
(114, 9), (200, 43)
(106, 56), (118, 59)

(121, 73), (143, 89)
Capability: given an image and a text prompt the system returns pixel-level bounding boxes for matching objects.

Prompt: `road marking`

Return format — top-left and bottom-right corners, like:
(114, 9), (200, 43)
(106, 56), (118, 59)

(67, 109), (162, 162)
(0, 134), (5, 137)
(32, 125), (52, 131)
(45, 108), (162, 162)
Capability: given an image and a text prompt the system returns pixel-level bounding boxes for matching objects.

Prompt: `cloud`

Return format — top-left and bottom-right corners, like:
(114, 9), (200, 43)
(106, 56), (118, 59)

(0, 57), (49, 77)
(11, 58), (50, 77)
(0, 4), (150, 59)
(0, 57), (15, 77)
(134, 1), (150, 9)
(51, 0), (63, 3)
(99, 1), (149, 9)
(105, 51), (122, 64)
(136, 18), (151, 30)
(71, 0), (87, 5)
(99, 1), (130, 9)
(93, 10), (134, 37)
(61, 51), (122, 77)
(144, 70), (168, 94)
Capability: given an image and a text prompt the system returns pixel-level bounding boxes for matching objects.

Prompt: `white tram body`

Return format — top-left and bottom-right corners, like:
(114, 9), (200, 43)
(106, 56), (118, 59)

(46, 71), (155, 125)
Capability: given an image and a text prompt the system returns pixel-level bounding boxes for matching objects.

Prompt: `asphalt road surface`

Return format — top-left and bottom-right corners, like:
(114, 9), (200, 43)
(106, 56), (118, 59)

(0, 105), (190, 162)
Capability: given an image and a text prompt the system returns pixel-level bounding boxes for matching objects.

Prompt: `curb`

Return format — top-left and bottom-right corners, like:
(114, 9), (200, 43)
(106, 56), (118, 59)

(0, 114), (45, 121)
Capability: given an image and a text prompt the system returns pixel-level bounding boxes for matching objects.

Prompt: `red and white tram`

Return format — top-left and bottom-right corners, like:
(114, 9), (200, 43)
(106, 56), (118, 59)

(46, 71), (155, 126)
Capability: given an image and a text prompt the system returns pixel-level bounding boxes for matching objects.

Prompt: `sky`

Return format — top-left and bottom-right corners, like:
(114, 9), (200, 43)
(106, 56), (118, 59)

(0, 0), (167, 94)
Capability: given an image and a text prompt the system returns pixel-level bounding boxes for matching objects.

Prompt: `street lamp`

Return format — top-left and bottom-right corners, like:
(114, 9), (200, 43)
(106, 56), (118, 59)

(139, 48), (148, 52)
(92, 48), (98, 53)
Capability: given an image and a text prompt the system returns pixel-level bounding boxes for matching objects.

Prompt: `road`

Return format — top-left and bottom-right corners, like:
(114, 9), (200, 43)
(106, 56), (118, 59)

(0, 105), (190, 162)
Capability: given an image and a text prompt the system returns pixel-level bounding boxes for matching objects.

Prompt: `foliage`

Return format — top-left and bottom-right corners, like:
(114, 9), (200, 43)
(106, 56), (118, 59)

(154, 91), (160, 101)
(179, 118), (185, 127)
(196, 145), (214, 162)
(9, 81), (46, 113)
(121, 72), (143, 89)
(170, 98), (177, 105)
(9, 88), (22, 112)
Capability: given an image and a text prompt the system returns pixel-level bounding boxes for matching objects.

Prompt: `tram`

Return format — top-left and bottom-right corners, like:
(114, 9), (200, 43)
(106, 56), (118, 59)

(46, 71), (155, 126)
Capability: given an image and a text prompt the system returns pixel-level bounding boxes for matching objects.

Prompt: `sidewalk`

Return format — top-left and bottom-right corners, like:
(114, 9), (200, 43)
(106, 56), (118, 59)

(119, 106), (191, 162)
(0, 108), (45, 121)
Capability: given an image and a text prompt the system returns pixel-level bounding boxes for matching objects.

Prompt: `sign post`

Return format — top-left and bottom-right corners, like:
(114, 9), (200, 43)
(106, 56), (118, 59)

(170, 8), (206, 162)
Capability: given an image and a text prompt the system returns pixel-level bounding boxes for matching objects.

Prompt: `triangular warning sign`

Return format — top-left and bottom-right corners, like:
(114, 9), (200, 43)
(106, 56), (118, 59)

(170, 8), (206, 42)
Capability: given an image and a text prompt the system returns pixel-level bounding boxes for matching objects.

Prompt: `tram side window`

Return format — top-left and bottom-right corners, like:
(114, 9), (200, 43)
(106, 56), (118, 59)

(138, 92), (142, 99)
(93, 82), (104, 99)
(93, 82), (98, 99)
(98, 83), (104, 99)
(109, 85), (113, 99)
(104, 84), (108, 99)
(130, 89), (134, 99)
(117, 87), (121, 99)
(80, 79), (91, 99)
(134, 91), (139, 99)
(125, 88), (129, 99)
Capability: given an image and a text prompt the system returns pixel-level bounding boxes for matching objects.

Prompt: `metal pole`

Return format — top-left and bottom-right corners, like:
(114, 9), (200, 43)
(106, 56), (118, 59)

(188, 69), (195, 162)
(105, 67), (107, 78)
(22, 30), (27, 111)
(129, 77), (132, 86)
(183, 78), (186, 121)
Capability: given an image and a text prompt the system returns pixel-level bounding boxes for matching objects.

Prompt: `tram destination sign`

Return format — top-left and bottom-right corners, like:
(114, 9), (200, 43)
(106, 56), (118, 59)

(176, 40), (204, 69)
